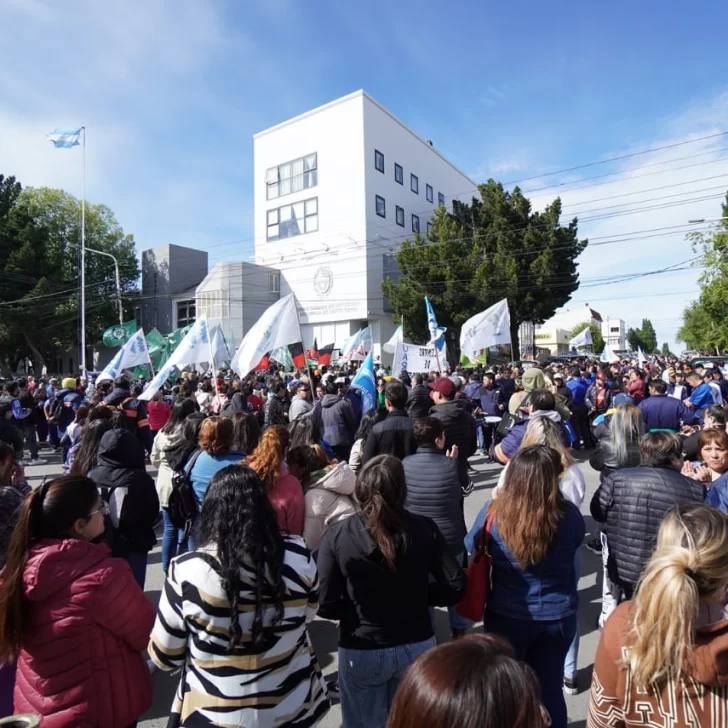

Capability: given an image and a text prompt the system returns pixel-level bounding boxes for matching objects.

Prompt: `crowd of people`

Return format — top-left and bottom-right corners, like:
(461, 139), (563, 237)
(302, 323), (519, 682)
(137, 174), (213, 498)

(0, 350), (728, 726)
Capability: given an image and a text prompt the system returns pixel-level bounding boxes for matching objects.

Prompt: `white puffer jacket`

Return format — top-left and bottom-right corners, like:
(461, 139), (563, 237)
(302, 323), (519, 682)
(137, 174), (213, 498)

(150, 430), (181, 508)
(304, 461), (357, 552)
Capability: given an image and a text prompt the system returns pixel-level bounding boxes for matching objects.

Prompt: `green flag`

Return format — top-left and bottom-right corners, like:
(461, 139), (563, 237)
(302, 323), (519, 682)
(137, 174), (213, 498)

(102, 320), (137, 347)
(146, 328), (166, 357)
(459, 349), (488, 367)
(166, 325), (192, 351)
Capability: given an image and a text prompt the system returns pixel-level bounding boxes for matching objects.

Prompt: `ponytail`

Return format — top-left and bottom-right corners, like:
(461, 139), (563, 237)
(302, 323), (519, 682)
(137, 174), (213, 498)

(355, 455), (409, 570)
(0, 490), (40, 660)
(0, 475), (100, 660)
(625, 504), (728, 689)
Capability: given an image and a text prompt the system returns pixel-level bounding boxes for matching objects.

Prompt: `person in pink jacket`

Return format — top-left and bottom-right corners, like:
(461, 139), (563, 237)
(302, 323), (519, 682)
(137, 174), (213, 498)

(243, 426), (304, 536)
(0, 474), (155, 728)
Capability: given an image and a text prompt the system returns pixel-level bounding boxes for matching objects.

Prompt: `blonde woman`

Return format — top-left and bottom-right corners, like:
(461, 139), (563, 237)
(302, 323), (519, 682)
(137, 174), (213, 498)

(589, 503), (728, 727)
(494, 416), (585, 507)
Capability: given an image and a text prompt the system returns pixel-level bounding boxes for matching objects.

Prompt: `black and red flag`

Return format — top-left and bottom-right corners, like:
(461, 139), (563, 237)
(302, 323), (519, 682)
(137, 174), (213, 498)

(306, 338), (319, 362)
(317, 343), (335, 367)
(288, 342), (306, 370)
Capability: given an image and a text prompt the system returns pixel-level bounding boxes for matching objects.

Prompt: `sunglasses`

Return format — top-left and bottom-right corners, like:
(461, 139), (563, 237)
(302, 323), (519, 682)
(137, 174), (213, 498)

(88, 502), (110, 518)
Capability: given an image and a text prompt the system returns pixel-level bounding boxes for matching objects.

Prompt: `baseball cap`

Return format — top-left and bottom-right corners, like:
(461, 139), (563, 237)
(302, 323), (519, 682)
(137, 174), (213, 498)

(667, 367), (676, 376)
(428, 378), (456, 398)
(62, 377), (77, 389)
(553, 372), (564, 380)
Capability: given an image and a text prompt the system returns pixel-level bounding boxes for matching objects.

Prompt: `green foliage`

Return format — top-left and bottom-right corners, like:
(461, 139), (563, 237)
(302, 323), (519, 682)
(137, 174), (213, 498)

(626, 319), (657, 353)
(0, 174), (139, 368)
(678, 193), (728, 352)
(661, 341), (674, 357)
(382, 180), (587, 359)
(568, 322), (604, 354)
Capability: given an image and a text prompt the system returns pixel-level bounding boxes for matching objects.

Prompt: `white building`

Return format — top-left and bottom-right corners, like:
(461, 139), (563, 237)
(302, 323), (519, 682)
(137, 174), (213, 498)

(602, 316), (627, 351)
(253, 90), (479, 357)
(535, 304), (627, 354)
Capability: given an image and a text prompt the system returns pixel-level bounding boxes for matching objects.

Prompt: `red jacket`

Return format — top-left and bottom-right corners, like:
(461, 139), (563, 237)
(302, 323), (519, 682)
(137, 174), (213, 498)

(14, 539), (155, 727)
(626, 378), (646, 403)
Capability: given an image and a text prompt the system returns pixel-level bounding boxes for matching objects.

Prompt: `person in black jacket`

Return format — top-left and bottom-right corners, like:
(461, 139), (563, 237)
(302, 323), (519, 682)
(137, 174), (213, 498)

(403, 417), (468, 638)
(361, 380), (417, 466)
(590, 431), (703, 600)
(317, 455), (466, 728)
(104, 376), (154, 456)
(405, 374), (431, 420)
(88, 428), (160, 589)
(429, 378), (478, 486)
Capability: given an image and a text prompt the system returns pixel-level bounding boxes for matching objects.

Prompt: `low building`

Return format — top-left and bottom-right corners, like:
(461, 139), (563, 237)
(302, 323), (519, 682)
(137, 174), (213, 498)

(602, 316), (627, 351)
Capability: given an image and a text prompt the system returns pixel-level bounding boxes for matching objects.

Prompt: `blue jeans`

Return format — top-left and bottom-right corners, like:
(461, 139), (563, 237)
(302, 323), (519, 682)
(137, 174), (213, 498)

(484, 611), (577, 728)
(339, 637), (436, 728)
(564, 549), (581, 679)
(125, 551), (149, 591)
(161, 508), (187, 574)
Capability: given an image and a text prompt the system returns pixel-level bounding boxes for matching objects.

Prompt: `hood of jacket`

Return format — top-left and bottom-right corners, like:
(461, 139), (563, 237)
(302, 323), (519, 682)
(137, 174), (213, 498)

(309, 461), (356, 495)
(103, 387), (132, 407)
(530, 409), (562, 424)
(322, 393), (342, 409)
(23, 538), (110, 602)
(96, 428), (145, 470)
(522, 368), (546, 393)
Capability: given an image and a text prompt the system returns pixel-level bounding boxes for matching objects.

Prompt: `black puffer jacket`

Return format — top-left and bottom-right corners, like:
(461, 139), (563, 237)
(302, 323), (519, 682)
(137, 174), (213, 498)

(429, 401), (477, 485)
(361, 410), (417, 465)
(403, 445), (466, 553)
(591, 465), (704, 587)
(320, 394), (357, 447)
(88, 429), (160, 555)
(406, 385), (431, 420)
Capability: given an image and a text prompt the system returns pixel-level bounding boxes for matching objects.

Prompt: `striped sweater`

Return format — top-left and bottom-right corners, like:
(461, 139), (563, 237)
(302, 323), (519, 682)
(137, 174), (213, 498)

(149, 537), (330, 727)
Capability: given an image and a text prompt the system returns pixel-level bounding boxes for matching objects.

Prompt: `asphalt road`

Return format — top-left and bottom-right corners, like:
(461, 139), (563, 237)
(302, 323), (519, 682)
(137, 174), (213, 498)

(27, 449), (603, 728)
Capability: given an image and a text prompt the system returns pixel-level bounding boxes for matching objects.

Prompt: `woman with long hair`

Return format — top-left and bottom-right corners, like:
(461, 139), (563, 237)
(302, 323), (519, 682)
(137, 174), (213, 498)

(467, 445), (584, 728)
(69, 418), (113, 476)
(317, 455), (467, 728)
(0, 475), (155, 727)
(148, 465), (329, 727)
(287, 444), (356, 552)
(348, 408), (385, 474)
(151, 398), (198, 573)
(386, 634), (549, 728)
(231, 411), (261, 455)
(289, 416), (336, 460)
(588, 503), (728, 727)
(243, 426), (304, 536)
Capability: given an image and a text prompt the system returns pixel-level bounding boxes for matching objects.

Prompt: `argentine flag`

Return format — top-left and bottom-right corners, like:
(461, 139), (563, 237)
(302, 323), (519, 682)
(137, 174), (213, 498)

(47, 128), (82, 148)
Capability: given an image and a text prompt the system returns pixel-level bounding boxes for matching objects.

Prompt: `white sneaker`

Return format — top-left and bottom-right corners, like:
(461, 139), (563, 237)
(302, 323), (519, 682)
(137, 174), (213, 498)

(29, 458), (48, 466)
(20, 458), (33, 466)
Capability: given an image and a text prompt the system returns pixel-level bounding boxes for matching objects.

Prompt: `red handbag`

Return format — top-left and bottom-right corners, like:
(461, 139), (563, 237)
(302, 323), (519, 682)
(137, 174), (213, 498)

(456, 510), (495, 621)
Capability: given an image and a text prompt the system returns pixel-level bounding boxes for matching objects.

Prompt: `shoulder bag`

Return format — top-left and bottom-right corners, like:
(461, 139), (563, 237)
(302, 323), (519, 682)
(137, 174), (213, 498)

(456, 509), (495, 621)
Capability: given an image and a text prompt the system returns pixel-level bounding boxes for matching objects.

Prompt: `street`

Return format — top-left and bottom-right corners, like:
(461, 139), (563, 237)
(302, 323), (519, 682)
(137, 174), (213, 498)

(27, 450), (603, 728)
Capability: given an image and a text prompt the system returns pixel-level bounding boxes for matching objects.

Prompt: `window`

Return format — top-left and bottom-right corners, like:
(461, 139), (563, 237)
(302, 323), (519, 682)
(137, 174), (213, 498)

(266, 153), (317, 200)
(269, 273), (280, 293)
(396, 206), (405, 227)
(177, 299), (196, 328)
(375, 195), (386, 218)
(438, 192), (445, 207)
(427, 221), (433, 234)
(411, 174), (419, 194)
(412, 214), (420, 233)
(426, 184), (433, 203)
(375, 149), (384, 173)
(394, 163), (403, 185)
(610, 326), (619, 333)
(267, 197), (318, 241)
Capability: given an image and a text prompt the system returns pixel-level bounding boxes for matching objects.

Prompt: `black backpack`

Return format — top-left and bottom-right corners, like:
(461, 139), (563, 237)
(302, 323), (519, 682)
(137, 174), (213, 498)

(168, 449), (202, 536)
(46, 396), (64, 423)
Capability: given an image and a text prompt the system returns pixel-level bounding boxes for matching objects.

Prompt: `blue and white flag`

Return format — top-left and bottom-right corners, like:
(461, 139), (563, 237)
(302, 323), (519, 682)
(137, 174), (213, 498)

(97, 329), (151, 382)
(600, 344), (620, 363)
(210, 325), (231, 367)
(340, 326), (372, 362)
(425, 297), (446, 349)
(139, 316), (212, 400)
(47, 128), (82, 148)
(350, 352), (377, 414)
(569, 327), (593, 349)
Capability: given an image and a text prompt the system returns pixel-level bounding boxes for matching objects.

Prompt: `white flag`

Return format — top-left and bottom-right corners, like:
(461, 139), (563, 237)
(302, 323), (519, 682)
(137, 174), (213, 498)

(460, 299), (510, 362)
(97, 329), (152, 382)
(139, 316), (212, 400)
(600, 343), (620, 363)
(569, 327), (593, 348)
(230, 294), (301, 377)
(211, 325), (231, 367)
(637, 347), (646, 367)
(340, 326), (371, 361)
(383, 325), (403, 354)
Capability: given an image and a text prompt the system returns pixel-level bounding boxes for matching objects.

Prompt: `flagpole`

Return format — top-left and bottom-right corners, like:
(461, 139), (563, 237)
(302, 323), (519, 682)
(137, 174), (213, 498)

(293, 296), (316, 384)
(80, 126), (87, 375)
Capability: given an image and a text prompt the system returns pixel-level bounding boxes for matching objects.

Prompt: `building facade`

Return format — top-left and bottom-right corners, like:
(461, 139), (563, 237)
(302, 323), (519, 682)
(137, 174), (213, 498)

(536, 304), (627, 354)
(253, 90), (478, 356)
(602, 316), (627, 351)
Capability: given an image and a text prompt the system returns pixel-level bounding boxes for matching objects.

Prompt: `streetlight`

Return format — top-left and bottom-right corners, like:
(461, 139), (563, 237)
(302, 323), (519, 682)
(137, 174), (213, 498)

(688, 218), (728, 224)
(67, 242), (123, 325)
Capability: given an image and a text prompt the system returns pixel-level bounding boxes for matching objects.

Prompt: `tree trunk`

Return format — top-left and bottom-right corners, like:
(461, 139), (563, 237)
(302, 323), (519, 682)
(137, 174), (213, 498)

(24, 332), (46, 371)
(510, 318), (520, 361)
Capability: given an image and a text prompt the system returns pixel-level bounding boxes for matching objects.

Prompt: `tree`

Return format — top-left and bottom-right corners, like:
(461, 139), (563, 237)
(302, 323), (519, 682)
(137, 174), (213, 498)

(568, 322), (604, 354)
(626, 328), (644, 352)
(382, 180), (588, 359)
(0, 175), (140, 369)
(639, 319), (657, 354)
(661, 341), (673, 357)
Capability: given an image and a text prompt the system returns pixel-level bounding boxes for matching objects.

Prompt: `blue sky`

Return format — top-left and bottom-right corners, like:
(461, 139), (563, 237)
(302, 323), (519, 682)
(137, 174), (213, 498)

(2, 0), (728, 346)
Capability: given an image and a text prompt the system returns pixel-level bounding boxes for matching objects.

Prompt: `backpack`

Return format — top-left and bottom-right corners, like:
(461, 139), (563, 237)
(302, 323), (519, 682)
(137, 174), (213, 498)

(168, 449), (202, 536)
(46, 396), (64, 423)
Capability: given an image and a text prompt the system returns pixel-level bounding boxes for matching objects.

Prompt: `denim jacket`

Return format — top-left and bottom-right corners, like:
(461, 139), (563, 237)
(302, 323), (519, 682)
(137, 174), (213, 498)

(465, 500), (584, 621)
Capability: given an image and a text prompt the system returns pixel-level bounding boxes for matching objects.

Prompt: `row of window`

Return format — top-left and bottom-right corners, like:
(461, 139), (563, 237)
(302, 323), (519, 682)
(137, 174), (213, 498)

(266, 197), (319, 241)
(374, 149), (446, 207)
(375, 195), (433, 234)
(266, 153), (318, 200)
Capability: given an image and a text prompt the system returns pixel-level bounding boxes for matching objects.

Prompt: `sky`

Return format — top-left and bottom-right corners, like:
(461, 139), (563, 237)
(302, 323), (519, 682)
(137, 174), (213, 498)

(1, 0), (728, 347)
